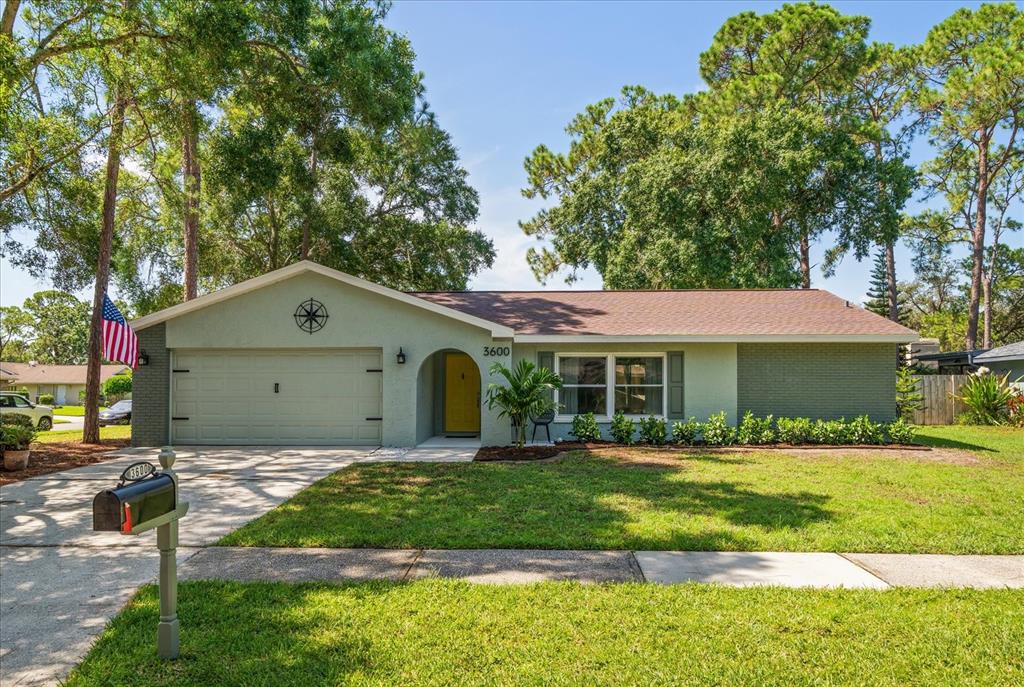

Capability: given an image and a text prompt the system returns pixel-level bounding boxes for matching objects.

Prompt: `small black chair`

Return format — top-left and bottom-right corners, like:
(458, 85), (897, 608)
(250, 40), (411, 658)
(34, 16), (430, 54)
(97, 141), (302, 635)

(531, 409), (556, 443)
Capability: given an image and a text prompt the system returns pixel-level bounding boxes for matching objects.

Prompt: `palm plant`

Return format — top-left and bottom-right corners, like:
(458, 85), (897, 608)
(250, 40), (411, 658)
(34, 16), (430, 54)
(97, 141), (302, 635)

(485, 360), (562, 448)
(955, 369), (1016, 425)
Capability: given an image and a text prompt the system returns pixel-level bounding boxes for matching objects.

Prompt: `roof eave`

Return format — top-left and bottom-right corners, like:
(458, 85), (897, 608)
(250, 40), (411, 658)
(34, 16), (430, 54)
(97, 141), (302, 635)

(513, 334), (916, 344)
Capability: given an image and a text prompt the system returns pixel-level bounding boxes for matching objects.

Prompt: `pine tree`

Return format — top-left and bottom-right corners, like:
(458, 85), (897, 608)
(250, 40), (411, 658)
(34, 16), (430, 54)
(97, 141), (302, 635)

(864, 250), (890, 317)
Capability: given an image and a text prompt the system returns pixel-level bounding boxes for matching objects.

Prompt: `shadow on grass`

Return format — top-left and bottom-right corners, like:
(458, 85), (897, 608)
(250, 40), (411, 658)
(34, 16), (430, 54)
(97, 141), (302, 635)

(222, 454), (834, 551)
(913, 435), (996, 453)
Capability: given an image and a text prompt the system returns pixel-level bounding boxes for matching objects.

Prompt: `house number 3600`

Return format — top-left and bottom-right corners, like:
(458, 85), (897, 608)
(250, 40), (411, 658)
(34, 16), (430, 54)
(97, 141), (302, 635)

(483, 346), (510, 357)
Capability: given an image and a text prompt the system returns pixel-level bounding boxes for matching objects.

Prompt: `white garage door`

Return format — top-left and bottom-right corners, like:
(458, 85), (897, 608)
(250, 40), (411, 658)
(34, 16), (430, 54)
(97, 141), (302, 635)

(171, 349), (383, 445)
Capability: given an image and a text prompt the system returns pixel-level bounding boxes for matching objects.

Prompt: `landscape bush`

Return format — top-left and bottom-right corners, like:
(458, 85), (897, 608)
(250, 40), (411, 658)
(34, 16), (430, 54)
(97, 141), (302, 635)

(701, 411), (736, 446)
(37, 393), (55, 405)
(886, 417), (916, 444)
(1, 413), (38, 449)
(637, 416), (667, 445)
(736, 411), (775, 445)
(847, 415), (885, 445)
(671, 417), (699, 445)
(776, 417), (813, 444)
(811, 419), (849, 445)
(569, 413), (601, 442)
(609, 412), (634, 444)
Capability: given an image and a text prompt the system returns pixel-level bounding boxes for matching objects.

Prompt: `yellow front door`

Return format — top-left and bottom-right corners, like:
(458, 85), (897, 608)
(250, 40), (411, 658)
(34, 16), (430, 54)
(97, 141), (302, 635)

(444, 352), (481, 433)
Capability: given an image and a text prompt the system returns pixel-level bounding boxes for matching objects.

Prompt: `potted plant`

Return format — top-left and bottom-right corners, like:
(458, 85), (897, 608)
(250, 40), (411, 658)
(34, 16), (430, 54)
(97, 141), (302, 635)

(2, 413), (38, 471)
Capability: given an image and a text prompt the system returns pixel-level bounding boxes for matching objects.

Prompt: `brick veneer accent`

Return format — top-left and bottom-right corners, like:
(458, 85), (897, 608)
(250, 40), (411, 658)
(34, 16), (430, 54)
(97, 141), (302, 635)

(737, 343), (897, 422)
(131, 323), (169, 446)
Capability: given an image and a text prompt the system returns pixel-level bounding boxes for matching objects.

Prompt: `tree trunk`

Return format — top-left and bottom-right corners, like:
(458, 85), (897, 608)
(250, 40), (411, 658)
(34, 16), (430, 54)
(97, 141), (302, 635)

(1, 0), (19, 38)
(884, 240), (898, 322)
(83, 91), (127, 444)
(301, 137), (318, 260)
(182, 102), (200, 301)
(981, 275), (992, 349)
(965, 129), (988, 351)
(798, 229), (811, 289)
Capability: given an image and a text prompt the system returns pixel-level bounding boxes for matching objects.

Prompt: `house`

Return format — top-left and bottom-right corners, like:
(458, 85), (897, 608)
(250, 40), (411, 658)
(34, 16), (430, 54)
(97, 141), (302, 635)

(128, 261), (917, 448)
(130, 261), (921, 448)
(0, 362), (132, 405)
(913, 348), (988, 374)
(973, 342), (1024, 383)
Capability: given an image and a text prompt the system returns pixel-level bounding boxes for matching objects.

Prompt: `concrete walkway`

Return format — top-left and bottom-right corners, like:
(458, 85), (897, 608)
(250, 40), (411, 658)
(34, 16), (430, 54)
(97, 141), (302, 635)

(182, 547), (1023, 589)
(0, 445), (472, 687)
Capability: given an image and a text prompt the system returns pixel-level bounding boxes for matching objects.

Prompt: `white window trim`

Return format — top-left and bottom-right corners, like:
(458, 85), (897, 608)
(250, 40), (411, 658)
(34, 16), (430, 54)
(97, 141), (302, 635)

(554, 353), (668, 423)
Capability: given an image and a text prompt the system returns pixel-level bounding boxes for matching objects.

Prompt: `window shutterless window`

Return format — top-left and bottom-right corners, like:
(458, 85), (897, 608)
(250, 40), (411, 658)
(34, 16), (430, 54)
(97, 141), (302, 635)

(555, 354), (667, 419)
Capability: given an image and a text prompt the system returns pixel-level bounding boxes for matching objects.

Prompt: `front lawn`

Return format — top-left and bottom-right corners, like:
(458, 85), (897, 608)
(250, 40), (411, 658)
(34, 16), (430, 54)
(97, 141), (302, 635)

(221, 426), (1024, 553)
(52, 405), (107, 416)
(66, 581), (1023, 687)
(33, 425), (131, 443)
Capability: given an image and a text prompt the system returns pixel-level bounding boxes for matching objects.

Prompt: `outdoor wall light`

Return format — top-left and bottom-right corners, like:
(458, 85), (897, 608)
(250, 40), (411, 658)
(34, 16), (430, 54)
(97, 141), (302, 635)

(138, 351), (150, 366)
(396, 347), (406, 365)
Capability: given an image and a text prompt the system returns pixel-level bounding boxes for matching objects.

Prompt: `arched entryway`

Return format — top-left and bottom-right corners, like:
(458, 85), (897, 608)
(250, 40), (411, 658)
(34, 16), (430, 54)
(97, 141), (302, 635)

(415, 348), (482, 445)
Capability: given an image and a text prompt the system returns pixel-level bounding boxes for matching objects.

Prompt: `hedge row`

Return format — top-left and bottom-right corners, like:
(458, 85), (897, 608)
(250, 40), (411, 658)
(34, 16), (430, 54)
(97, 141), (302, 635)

(569, 411), (916, 446)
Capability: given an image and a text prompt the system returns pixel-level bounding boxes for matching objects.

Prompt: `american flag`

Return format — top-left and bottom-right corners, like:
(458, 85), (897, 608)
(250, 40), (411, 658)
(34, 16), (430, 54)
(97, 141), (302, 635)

(102, 295), (138, 368)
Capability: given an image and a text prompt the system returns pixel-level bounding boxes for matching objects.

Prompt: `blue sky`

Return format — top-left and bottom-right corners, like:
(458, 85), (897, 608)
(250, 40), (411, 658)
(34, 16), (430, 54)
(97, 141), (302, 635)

(1, 0), (1017, 307)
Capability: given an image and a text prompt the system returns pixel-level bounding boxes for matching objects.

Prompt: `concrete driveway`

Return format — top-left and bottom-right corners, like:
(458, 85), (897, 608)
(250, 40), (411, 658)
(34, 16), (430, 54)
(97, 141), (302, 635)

(0, 445), (411, 687)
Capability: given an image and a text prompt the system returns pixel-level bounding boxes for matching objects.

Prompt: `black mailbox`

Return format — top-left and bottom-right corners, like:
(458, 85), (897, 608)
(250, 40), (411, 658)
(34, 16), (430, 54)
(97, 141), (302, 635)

(93, 463), (177, 534)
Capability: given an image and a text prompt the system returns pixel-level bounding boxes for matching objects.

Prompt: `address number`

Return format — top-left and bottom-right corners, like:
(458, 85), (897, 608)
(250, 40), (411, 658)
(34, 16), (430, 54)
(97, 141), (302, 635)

(483, 346), (511, 357)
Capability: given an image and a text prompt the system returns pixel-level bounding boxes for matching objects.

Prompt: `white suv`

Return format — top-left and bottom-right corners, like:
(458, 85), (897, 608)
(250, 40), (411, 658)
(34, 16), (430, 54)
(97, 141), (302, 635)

(0, 392), (54, 430)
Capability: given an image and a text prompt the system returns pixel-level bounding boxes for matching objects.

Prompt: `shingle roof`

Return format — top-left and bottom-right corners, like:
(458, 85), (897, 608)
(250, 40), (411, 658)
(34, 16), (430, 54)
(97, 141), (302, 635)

(408, 289), (918, 338)
(974, 341), (1024, 362)
(0, 363), (130, 385)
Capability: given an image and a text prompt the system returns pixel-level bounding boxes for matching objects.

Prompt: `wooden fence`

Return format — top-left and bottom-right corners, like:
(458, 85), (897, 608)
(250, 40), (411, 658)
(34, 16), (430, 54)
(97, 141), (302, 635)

(911, 375), (969, 425)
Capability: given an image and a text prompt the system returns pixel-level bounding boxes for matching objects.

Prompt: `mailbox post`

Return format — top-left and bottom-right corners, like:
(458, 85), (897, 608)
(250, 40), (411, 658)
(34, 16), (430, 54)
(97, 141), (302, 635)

(93, 446), (189, 659)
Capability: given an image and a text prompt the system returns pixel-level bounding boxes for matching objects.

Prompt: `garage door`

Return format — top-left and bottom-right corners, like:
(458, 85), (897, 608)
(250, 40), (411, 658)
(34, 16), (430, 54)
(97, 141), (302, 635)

(171, 350), (383, 445)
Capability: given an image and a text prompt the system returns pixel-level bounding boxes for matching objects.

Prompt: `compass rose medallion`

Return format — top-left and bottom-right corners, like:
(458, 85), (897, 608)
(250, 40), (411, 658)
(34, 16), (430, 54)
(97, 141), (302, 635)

(294, 298), (328, 334)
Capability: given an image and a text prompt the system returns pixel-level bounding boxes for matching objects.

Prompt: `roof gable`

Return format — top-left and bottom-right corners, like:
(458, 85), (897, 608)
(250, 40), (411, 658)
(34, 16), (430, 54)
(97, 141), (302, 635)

(130, 261), (514, 337)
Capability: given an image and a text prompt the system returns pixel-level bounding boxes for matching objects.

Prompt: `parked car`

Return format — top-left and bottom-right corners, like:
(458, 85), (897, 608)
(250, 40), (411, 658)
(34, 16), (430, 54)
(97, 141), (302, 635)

(98, 399), (132, 425)
(0, 391), (54, 430)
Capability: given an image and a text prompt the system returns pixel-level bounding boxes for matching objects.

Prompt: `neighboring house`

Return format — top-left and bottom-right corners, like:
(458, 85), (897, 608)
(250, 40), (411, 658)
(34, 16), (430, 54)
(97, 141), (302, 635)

(0, 366), (17, 386)
(973, 342), (1024, 383)
(913, 349), (989, 374)
(129, 261), (916, 448)
(0, 362), (131, 405)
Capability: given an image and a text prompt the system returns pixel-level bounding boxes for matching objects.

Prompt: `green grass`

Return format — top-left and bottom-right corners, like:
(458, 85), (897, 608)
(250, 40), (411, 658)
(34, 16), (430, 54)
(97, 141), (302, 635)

(53, 418), (70, 424)
(52, 405), (106, 416)
(915, 424), (1024, 455)
(34, 425), (131, 443)
(66, 580), (1024, 687)
(222, 426), (1024, 553)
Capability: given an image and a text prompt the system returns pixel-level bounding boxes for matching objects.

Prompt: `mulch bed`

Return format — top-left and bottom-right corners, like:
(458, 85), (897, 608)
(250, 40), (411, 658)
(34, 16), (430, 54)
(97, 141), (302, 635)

(0, 439), (129, 486)
(475, 441), (930, 463)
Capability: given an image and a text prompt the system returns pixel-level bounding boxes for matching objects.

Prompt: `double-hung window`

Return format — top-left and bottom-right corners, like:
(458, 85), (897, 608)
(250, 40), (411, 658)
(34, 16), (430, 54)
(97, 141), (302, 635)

(555, 354), (666, 419)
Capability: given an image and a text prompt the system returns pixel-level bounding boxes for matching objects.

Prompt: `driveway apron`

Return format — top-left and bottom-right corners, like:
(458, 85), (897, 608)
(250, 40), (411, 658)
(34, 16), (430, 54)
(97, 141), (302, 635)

(0, 446), (383, 687)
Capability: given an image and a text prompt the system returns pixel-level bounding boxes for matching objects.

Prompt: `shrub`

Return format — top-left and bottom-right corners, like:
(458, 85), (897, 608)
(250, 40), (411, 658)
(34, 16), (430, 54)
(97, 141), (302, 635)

(701, 411), (735, 446)
(847, 415), (884, 444)
(637, 416), (667, 445)
(886, 417), (916, 444)
(811, 418), (850, 445)
(38, 393), (55, 405)
(609, 412), (635, 444)
(103, 373), (132, 401)
(776, 417), (812, 444)
(955, 369), (1016, 425)
(671, 417), (699, 445)
(1009, 392), (1024, 428)
(569, 413), (601, 442)
(1, 414), (38, 449)
(736, 411), (774, 445)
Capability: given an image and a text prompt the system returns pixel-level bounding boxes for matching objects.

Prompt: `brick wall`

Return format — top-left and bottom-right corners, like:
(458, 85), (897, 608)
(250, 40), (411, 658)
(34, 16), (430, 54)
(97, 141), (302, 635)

(737, 342), (897, 422)
(131, 323), (169, 446)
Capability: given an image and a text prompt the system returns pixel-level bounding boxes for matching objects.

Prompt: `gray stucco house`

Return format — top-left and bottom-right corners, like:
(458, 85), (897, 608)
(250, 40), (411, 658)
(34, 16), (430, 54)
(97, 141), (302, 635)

(973, 342), (1024, 383)
(129, 261), (917, 448)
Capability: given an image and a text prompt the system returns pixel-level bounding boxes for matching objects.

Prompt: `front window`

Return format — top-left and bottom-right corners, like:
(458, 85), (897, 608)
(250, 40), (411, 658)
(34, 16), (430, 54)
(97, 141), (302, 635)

(558, 356), (607, 415)
(12, 396), (31, 408)
(556, 354), (666, 418)
(614, 357), (663, 414)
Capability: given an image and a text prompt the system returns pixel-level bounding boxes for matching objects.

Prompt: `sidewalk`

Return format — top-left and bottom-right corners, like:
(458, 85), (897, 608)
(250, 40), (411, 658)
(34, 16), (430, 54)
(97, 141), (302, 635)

(182, 547), (1024, 589)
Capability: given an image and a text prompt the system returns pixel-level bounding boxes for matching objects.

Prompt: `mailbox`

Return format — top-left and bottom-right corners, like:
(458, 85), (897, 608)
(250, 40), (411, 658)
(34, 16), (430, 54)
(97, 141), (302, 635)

(93, 462), (177, 534)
